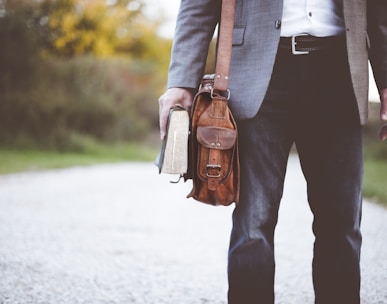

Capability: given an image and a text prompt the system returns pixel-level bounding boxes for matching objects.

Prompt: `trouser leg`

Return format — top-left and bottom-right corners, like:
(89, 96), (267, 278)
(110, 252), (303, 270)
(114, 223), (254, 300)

(294, 43), (362, 304)
(228, 114), (293, 304)
(228, 36), (362, 303)
(297, 124), (362, 304)
(228, 50), (295, 304)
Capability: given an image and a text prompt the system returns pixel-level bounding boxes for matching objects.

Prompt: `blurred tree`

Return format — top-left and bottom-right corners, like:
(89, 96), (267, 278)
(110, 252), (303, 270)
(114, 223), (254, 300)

(0, 0), (43, 89)
(0, 0), (170, 59)
(0, 0), (172, 90)
(0, 0), (172, 148)
(43, 0), (139, 57)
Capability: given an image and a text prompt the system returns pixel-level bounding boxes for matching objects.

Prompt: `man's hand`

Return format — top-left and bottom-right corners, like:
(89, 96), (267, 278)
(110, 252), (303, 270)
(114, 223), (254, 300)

(158, 88), (194, 139)
(380, 88), (387, 141)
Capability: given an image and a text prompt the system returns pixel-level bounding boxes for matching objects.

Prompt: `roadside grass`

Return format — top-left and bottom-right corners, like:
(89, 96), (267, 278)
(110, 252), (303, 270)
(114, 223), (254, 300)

(363, 147), (387, 206)
(362, 102), (387, 206)
(0, 143), (159, 175)
(0, 139), (385, 206)
(363, 158), (387, 206)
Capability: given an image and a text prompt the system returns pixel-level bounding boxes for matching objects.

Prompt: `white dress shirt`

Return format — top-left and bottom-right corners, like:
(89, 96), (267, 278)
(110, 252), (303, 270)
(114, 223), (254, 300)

(281, 0), (346, 37)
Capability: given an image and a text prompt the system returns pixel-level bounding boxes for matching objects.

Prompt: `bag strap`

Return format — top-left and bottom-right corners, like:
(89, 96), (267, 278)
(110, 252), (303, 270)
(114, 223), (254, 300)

(213, 0), (236, 93)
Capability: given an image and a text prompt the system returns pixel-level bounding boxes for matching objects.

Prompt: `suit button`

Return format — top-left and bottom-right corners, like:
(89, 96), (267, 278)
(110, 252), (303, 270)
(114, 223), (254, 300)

(275, 20), (281, 29)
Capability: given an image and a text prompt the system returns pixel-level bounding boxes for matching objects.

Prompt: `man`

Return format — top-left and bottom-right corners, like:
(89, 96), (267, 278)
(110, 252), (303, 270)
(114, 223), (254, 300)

(159, 0), (387, 303)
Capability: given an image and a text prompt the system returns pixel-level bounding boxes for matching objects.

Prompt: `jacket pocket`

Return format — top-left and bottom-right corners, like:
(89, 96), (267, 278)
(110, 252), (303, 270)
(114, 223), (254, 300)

(232, 26), (246, 46)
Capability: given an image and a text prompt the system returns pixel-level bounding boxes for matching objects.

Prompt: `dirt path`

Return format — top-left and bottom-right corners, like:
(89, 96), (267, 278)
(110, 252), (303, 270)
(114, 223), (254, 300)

(0, 155), (386, 303)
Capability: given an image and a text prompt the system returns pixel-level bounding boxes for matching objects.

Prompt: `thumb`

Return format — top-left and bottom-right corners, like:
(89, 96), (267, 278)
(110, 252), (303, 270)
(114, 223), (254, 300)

(380, 89), (387, 121)
(379, 125), (387, 141)
(379, 89), (387, 140)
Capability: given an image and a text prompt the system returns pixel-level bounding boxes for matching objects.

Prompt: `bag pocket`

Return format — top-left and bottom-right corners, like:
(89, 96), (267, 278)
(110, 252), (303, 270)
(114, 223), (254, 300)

(196, 126), (237, 182)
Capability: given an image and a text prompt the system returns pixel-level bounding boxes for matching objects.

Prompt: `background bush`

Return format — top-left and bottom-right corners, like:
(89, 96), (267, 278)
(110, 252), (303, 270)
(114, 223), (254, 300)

(0, 56), (163, 150)
(0, 0), (170, 151)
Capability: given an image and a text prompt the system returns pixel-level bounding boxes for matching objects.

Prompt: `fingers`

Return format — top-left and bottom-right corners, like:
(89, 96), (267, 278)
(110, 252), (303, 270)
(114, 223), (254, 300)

(159, 101), (169, 139)
(380, 125), (387, 141)
(380, 89), (387, 121)
(379, 89), (387, 141)
(158, 88), (193, 139)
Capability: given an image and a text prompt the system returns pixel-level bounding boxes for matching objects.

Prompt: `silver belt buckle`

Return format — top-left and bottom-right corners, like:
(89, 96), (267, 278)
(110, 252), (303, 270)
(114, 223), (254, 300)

(292, 34), (310, 55)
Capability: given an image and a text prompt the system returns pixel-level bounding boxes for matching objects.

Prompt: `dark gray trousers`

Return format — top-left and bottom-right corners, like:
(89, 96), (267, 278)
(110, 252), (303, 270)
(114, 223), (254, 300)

(228, 38), (363, 304)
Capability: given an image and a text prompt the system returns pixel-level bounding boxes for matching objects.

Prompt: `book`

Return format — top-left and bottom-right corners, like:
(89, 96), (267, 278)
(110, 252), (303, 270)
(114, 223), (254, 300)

(155, 106), (190, 175)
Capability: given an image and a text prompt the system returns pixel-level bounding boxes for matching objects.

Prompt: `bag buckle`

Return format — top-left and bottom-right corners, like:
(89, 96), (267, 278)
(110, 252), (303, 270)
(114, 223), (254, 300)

(211, 88), (231, 100)
(292, 34), (310, 55)
(206, 164), (221, 178)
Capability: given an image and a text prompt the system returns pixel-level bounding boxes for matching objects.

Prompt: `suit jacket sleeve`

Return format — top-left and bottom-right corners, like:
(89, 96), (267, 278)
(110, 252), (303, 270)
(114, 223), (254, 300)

(368, 0), (387, 92)
(167, 0), (222, 90)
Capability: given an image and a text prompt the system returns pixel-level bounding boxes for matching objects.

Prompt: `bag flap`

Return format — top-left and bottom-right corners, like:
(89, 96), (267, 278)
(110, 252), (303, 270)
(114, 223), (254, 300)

(197, 126), (237, 150)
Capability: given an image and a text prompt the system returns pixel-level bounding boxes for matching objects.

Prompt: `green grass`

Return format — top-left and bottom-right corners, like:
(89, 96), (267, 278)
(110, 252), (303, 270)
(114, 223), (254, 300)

(363, 157), (387, 206)
(0, 141), (385, 206)
(0, 143), (159, 174)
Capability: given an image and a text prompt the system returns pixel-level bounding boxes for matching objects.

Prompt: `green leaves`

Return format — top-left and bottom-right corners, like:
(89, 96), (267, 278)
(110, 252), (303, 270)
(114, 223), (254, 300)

(0, 0), (172, 149)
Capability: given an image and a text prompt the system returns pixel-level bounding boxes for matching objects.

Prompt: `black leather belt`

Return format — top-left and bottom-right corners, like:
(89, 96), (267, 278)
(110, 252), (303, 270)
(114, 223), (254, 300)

(279, 34), (344, 55)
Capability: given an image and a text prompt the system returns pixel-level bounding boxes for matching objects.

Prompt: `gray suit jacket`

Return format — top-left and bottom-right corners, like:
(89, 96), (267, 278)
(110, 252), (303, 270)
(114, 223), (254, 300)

(167, 0), (387, 124)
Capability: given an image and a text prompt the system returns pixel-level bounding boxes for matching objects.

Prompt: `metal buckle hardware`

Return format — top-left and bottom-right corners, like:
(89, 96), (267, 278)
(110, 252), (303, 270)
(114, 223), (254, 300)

(206, 164), (221, 178)
(291, 34), (310, 55)
(211, 88), (231, 100)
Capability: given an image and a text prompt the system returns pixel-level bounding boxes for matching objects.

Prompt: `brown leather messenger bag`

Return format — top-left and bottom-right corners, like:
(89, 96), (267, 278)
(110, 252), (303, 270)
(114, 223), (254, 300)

(186, 0), (240, 206)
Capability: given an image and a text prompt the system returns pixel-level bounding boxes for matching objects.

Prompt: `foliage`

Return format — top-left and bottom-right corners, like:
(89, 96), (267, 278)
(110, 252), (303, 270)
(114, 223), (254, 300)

(0, 0), (43, 89)
(0, 0), (170, 60)
(0, 0), (172, 150)
(0, 56), (162, 149)
(42, 0), (147, 57)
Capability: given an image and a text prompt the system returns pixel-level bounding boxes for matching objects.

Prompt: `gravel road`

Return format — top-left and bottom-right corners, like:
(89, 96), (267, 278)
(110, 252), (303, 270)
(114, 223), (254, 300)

(0, 155), (386, 304)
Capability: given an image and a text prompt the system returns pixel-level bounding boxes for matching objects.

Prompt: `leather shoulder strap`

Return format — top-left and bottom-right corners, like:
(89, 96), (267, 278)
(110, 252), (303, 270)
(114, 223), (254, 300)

(213, 0), (236, 92)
